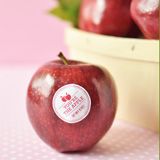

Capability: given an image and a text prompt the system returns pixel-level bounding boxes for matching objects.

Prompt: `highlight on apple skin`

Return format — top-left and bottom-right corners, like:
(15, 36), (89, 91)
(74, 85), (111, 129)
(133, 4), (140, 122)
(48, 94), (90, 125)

(79, 0), (134, 37)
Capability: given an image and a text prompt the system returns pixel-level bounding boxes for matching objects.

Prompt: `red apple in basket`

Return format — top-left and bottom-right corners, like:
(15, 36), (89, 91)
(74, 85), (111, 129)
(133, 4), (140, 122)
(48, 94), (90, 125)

(26, 53), (117, 152)
(131, 0), (159, 39)
(79, 0), (134, 36)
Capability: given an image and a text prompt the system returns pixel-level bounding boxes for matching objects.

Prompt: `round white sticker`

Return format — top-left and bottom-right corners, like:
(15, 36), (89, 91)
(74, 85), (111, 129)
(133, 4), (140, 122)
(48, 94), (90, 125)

(52, 84), (91, 123)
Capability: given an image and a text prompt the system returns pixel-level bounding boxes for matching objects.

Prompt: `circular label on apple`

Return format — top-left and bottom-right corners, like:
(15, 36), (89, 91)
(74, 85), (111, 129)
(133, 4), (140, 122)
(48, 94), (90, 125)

(52, 84), (91, 123)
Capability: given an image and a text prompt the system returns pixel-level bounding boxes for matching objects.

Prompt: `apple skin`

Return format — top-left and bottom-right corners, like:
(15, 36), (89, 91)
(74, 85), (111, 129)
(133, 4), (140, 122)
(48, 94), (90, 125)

(27, 60), (117, 152)
(131, 0), (159, 39)
(78, 0), (134, 36)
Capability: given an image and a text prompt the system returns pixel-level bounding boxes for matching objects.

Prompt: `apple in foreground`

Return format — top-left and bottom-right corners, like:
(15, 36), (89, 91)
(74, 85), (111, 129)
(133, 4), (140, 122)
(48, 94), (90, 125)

(26, 53), (117, 152)
(131, 0), (159, 39)
(79, 0), (134, 37)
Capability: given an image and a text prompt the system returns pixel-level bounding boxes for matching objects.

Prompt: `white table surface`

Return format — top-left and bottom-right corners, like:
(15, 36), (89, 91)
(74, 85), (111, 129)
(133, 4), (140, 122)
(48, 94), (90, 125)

(0, 66), (158, 160)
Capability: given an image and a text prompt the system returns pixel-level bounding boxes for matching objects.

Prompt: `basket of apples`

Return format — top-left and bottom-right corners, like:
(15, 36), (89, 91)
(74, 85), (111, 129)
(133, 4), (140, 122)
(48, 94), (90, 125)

(50, 0), (159, 132)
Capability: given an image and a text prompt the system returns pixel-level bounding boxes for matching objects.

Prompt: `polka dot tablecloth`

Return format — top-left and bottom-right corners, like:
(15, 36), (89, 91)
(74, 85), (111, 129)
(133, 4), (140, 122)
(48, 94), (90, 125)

(0, 67), (159, 160)
(0, 120), (158, 160)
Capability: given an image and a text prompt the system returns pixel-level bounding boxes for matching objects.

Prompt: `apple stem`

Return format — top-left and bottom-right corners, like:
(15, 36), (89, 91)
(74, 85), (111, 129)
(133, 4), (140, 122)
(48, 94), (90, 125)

(58, 52), (69, 65)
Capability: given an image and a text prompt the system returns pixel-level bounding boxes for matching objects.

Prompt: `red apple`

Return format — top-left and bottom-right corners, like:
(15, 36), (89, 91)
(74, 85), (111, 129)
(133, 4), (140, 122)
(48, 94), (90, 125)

(61, 96), (67, 102)
(78, 0), (134, 36)
(131, 0), (159, 39)
(66, 93), (71, 100)
(26, 53), (117, 152)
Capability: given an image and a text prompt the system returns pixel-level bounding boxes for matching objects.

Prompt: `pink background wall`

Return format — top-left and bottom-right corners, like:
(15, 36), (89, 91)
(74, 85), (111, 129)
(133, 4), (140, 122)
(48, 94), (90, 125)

(0, 0), (68, 65)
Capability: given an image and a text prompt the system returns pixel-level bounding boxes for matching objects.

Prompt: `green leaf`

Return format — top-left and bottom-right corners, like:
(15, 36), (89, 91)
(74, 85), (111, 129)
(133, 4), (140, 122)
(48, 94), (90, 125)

(59, 0), (81, 9)
(49, 0), (81, 27)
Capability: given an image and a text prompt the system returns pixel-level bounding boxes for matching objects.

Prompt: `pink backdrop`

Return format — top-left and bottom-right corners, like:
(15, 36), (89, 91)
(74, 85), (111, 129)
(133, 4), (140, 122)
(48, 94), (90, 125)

(0, 0), (68, 65)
